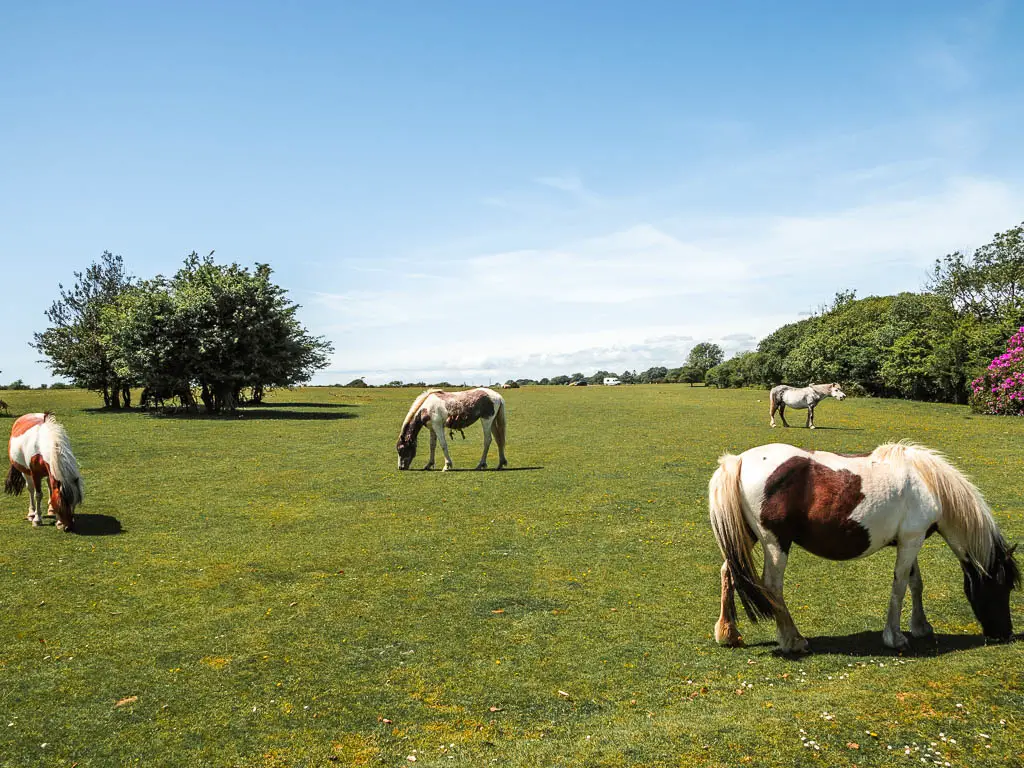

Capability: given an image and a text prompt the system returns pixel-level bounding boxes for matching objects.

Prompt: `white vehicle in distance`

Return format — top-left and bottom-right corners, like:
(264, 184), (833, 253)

(603, 377), (621, 386)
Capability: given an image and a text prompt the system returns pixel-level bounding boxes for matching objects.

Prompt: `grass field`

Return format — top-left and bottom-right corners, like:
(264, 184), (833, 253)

(0, 385), (1022, 767)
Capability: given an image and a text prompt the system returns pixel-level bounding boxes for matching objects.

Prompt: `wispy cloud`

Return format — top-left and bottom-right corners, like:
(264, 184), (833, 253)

(534, 173), (603, 206)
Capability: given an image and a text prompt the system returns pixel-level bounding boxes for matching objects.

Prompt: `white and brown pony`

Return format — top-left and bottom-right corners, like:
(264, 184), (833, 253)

(710, 442), (1018, 653)
(5, 413), (84, 532)
(396, 388), (508, 471)
(769, 383), (846, 429)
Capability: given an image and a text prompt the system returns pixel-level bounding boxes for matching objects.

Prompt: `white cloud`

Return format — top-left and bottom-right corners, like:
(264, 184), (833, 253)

(318, 176), (1024, 385)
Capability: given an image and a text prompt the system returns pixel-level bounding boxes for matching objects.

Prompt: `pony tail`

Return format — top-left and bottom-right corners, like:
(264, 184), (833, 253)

(4, 464), (25, 496)
(709, 453), (774, 622)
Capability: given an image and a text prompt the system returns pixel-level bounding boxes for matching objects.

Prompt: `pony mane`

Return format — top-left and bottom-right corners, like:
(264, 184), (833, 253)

(872, 441), (998, 571)
(401, 389), (442, 428)
(39, 415), (84, 508)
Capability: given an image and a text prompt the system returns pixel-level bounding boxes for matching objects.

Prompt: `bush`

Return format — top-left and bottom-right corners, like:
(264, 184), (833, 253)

(970, 326), (1024, 415)
(842, 382), (870, 398)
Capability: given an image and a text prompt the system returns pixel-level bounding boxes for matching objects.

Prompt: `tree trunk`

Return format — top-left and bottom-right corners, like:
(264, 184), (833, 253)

(122, 385), (132, 408)
(251, 384), (264, 404)
(103, 387), (111, 407)
(200, 382), (214, 413)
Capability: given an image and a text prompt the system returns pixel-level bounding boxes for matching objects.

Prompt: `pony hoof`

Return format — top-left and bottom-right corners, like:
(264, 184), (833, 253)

(883, 630), (909, 650)
(30, 519), (41, 528)
(421, 464), (433, 471)
(715, 621), (744, 647)
(809, 425), (816, 430)
(910, 622), (934, 638)
(475, 463), (487, 470)
(442, 464), (452, 472)
(779, 637), (809, 654)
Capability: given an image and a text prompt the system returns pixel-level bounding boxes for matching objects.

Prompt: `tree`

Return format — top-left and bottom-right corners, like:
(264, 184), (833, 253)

(166, 254), (333, 412)
(931, 221), (1024, 324)
(34, 252), (135, 407)
(686, 343), (724, 378)
(639, 366), (668, 384)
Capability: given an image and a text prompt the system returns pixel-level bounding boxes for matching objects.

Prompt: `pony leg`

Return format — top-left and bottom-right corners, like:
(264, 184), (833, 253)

(714, 561), (744, 646)
(45, 477), (56, 516)
(762, 542), (807, 653)
(778, 404), (789, 428)
(423, 430), (436, 470)
(27, 477), (42, 526)
(806, 406), (815, 429)
(436, 429), (454, 471)
(769, 400), (778, 428)
(476, 421), (492, 470)
(908, 558), (934, 638)
(882, 539), (924, 650)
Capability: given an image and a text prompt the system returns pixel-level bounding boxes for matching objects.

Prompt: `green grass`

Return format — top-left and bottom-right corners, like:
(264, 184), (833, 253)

(0, 385), (1022, 767)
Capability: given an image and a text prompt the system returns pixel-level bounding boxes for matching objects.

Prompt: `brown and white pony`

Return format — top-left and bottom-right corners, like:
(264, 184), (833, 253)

(709, 442), (1018, 653)
(769, 383), (846, 429)
(396, 388), (508, 471)
(5, 413), (84, 532)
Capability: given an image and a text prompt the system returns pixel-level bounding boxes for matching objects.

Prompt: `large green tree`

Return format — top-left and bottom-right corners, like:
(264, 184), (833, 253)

(165, 253), (334, 412)
(686, 343), (724, 378)
(34, 251), (135, 407)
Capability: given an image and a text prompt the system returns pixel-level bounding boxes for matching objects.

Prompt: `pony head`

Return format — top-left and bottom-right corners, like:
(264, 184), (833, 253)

(396, 422), (418, 470)
(961, 538), (1020, 640)
(829, 383), (847, 400)
(48, 474), (83, 532)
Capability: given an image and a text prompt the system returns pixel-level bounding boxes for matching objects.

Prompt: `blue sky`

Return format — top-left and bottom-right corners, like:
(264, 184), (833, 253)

(2, 1), (1023, 385)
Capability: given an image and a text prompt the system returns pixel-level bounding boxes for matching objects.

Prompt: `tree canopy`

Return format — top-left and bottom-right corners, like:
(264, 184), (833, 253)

(36, 252), (333, 412)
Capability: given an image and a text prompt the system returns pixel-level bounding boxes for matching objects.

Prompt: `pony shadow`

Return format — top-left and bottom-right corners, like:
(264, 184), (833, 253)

(755, 630), (1011, 659)
(73, 513), (124, 536)
(415, 466), (544, 473)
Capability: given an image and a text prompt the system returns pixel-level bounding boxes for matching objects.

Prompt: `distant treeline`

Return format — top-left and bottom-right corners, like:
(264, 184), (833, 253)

(704, 221), (1023, 404)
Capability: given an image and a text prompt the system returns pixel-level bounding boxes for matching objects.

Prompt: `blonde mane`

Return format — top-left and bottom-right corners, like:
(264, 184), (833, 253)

(871, 441), (998, 570)
(401, 389), (442, 428)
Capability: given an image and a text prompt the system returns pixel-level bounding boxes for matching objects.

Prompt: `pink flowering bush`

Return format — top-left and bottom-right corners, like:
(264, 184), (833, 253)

(970, 326), (1024, 415)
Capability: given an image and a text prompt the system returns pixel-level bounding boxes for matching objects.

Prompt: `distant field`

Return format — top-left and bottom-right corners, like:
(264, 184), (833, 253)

(0, 385), (1022, 767)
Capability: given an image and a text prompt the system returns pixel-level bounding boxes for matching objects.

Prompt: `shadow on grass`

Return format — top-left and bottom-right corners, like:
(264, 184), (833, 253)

(755, 630), (1010, 658)
(245, 401), (357, 409)
(83, 407), (356, 421)
(73, 513), (124, 536)
(407, 466), (545, 473)
(773, 425), (864, 431)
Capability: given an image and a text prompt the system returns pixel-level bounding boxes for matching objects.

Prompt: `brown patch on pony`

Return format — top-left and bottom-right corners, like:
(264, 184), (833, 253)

(437, 390), (495, 430)
(760, 456), (869, 559)
(10, 413), (45, 438)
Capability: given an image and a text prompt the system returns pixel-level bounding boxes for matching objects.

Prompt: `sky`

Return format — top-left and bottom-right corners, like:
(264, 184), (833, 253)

(2, 1), (1023, 386)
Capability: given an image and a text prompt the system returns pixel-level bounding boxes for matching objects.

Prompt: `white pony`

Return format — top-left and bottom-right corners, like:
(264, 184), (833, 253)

(710, 442), (1018, 653)
(6, 413), (84, 532)
(396, 388), (508, 471)
(769, 382), (846, 429)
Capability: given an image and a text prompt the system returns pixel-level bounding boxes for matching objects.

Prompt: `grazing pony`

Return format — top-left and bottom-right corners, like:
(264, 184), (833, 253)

(396, 388), (508, 471)
(5, 413), (84, 532)
(709, 442), (1019, 652)
(769, 383), (846, 429)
